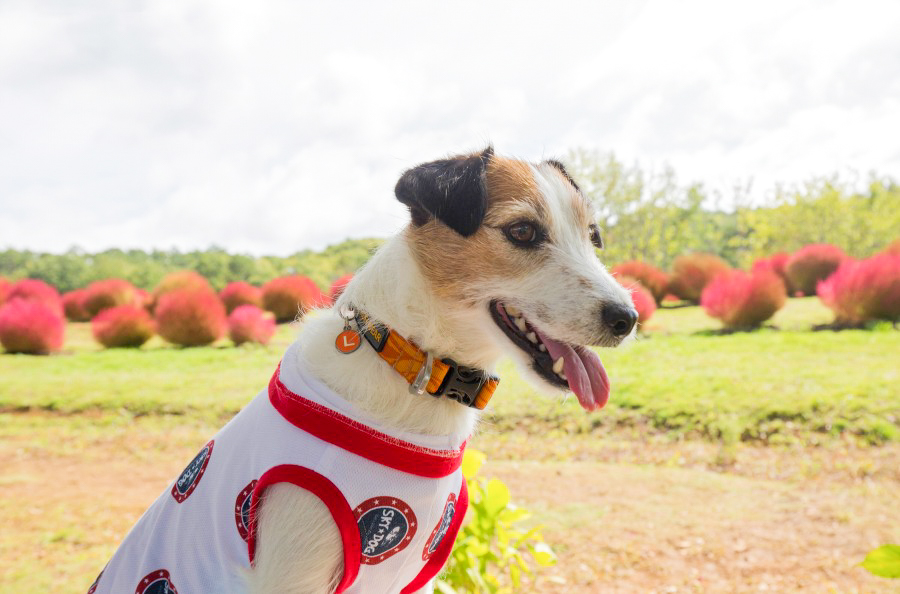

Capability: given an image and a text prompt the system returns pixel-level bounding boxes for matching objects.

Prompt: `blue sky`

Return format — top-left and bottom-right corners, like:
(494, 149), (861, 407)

(1, 0), (898, 255)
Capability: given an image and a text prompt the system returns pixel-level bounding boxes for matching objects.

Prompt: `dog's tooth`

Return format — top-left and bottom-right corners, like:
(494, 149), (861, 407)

(552, 357), (564, 374)
(559, 371), (567, 381)
(526, 332), (538, 343)
(515, 317), (527, 332)
(538, 344), (547, 352)
(506, 305), (521, 317)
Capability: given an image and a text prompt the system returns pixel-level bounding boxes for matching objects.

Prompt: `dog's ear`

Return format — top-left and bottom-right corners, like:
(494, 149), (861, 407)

(544, 159), (580, 192)
(395, 147), (494, 237)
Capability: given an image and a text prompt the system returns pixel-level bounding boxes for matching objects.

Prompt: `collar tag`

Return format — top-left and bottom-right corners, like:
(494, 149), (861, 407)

(354, 310), (389, 352)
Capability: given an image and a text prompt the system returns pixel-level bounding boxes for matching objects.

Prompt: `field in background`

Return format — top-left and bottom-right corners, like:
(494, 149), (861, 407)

(1, 299), (899, 592)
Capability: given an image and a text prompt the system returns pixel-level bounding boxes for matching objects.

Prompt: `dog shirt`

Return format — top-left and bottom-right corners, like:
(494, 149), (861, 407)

(89, 342), (469, 594)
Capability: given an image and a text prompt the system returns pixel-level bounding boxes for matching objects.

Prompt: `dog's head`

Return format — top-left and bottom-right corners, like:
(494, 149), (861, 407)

(396, 147), (637, 411)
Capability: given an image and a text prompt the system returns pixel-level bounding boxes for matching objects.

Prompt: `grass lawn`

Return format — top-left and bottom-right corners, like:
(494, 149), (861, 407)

(2, 298), (897, 444)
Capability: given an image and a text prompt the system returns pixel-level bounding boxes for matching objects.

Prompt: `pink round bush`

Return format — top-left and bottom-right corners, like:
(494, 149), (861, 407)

(154, 289), (226, 347)
(220, 281), (263, 314)
(0, 299), (65, 354)
(667, 253), (731, 303)
(752, 252), (794, 294)
(83, 278), (138, 317)
(262, 276), (325, 322)
(0, 277), (10, 306)
(616, 276), (657, 327)
(228, 305), (276, 346)
(92, 305), (155, 348)
(150, 271), (213, 312)
(611, 261), (668, 304)
(785, 244), (846, 296)
(701, 270), (787, 329)
(817, 252), (900, 324)
(7, 279), (62, 315)
(62, 289), (91, 321)
(329, 274), (354, 302)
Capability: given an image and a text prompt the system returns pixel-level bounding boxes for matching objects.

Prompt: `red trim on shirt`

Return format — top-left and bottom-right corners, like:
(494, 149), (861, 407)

(268, 366), (466, 478)
(400, 476), (470, 593)
(248, 465), (362, 593)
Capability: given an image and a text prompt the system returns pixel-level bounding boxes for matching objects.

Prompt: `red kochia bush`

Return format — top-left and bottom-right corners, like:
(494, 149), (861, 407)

(219, 281), (263, 314)
(881, 238), (900, 255)
(149, 271), (213, 312)
(611, 261), (668, 304)
(92, 305), (155, 348)
(262, 276), (325, 322)
(752, 252), (794, 294)
(228, 305), (276, 346)
(616, 276), (657, 327)
(0, 277), (10, 306)
(329, 274), (354, 301)
(701, 270), (787, 329)
(667, 253), (731, 303)
(62, 289), (91, 321)
(83, 278), (138, 317)
(785, 244), (846, 296)
(817, 252), (900, 324)
(155, 289), (226, 347)
(7, 279), (62, 315)
(0, 299), (65, 354)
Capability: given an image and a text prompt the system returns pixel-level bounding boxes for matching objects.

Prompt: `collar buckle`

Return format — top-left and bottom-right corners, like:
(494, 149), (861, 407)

(435, 358), (494, 409)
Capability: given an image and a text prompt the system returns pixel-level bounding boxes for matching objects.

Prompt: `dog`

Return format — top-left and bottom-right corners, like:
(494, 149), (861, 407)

(89, 147), (637, 594)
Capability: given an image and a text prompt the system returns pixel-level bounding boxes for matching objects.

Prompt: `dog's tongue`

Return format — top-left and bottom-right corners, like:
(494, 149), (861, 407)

(534, 329), (610, 411)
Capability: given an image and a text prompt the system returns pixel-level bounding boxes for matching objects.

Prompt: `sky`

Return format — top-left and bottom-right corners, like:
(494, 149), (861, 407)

(1, 0), (898, 255)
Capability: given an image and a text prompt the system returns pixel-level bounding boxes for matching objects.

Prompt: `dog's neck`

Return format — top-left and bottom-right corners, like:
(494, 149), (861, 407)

(292, 231), (502, 441)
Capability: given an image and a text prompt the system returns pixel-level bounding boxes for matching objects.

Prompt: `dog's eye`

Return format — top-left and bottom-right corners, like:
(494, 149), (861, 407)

(504, 221), (541, 247)
(589, 224), (604, 249)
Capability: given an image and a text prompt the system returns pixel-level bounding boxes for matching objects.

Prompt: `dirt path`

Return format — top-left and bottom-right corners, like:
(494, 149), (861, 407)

(2, 414), (898, 593)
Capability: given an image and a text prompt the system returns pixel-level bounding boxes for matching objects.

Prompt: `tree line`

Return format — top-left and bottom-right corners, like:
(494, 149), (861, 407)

(2, 151), (897, 293)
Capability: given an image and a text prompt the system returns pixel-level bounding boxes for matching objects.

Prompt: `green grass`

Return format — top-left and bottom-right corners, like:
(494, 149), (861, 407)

(1, 298), (898, 444)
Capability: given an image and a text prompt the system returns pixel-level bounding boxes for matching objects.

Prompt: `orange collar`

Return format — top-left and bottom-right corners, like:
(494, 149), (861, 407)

(352, 309), (499, 410)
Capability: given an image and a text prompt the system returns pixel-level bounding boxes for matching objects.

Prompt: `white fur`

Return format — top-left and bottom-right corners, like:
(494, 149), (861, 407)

(246, 157), (634, 593)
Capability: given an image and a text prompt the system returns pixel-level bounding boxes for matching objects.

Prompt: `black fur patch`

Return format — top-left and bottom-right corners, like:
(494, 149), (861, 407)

(395, 147), (494, 237)
(544, 159), (580, 192)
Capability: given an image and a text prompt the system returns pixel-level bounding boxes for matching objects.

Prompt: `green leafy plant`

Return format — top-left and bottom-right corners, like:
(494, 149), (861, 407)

(860, 544), (900, 578)
(438, 449), (556, 593)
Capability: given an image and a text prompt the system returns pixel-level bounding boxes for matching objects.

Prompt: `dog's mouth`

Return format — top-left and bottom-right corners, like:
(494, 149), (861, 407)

(489, 300), (610, 411)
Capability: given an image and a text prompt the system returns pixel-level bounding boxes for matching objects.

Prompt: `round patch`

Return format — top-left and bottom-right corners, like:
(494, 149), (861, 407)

(135, 569), (178, 594)
(170, 440), (214, 503)
(234, 479), (258, 542)
(422, 492), (457, 561)
(354, 497), (417, 565)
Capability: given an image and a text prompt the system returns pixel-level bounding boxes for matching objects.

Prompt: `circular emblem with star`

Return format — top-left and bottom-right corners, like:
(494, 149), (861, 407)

(135, 569), (178, 594)
(422, 492), (457, 561)
(234, 479), (258, 542)
(170, 440), (214, 503)
(354, 496), (417, 565)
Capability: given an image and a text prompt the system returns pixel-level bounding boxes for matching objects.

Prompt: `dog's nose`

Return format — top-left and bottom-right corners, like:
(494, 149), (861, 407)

(602, 304), (638, 337)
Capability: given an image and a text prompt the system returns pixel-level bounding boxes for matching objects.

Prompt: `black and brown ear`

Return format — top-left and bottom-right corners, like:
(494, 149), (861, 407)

(395, 147), (494, 237)
(545, 159), (581, 192)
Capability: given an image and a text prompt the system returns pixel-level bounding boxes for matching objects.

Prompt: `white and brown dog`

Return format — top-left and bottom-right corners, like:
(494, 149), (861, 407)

(90, 148), (637, 594)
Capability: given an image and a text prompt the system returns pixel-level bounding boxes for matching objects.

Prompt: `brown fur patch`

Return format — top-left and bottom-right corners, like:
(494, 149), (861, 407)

(483, 157), (544, 225)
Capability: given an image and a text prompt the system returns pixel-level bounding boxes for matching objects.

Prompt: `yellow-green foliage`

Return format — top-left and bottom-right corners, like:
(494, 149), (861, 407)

(860, 545), (900, 579)
(438, 450), (556, 593)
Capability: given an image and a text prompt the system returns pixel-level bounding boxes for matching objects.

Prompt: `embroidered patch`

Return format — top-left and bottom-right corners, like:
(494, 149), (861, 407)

(355, 497), (417, 565)
(170, 440), (214, 503)
(234, 479), (258, 542)
(422, 492), (457, 561)
(135, 569), (178, 594)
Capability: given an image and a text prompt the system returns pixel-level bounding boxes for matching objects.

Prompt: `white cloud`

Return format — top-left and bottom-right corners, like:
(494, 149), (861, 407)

(1, 0), (898, 254)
